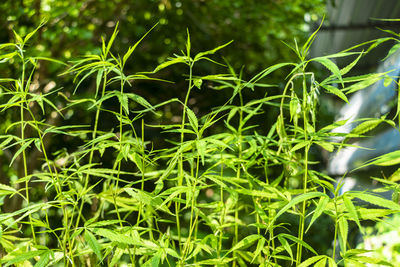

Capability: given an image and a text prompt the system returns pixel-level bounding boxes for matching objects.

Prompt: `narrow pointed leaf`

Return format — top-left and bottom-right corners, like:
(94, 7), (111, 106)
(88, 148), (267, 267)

(321, 84), (348, 103)
(298, 255), (326, 267)
(349, 192), (400, 210)
(270, 192), (326, 226)
(10, 139), (34, 167)
(194, 40), (233, 61)
(225, 234), (262, 256)
(307, 195), (329, 232)
(186, 107), (198, 133)
(312, 57), (343, 87)
(85, 230), (102, 261)
(343, 194), (361, 230)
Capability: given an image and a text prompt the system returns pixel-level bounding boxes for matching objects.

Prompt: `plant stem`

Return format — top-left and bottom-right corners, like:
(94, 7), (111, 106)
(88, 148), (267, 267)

(18, 49), (37, 244)
(176, 61), (194, 256)
(71, 69), (108, 255)
(296, 71), (310, 265)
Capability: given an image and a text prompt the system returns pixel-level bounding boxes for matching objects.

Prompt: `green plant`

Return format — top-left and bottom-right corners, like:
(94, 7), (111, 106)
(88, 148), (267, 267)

(356, 212), (400, 266)
(1, 21), (400, 267)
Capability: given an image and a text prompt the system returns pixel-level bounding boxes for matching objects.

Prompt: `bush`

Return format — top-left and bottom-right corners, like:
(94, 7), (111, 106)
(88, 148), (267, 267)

(0, 22), (399, 267)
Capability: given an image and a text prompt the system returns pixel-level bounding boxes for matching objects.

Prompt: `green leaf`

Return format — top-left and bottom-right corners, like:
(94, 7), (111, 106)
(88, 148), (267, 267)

(196, 139), (206, 165)
(289, 95), (301, 121)
(0, 52), (17, 62)
(109, 248), (124, 266)
(142, 250), (162, 267)
(10, 139), (34, 167)
(321, 84), (348, 103)
(361, 150), (400, 168)
(389, 167), (400, 182)
(225, 234), (262, 256)
(383, 42), (400, 61)
(186, 107), (198, 133)
(116, 92), (129, 115)
(248, 62), (294, 85)
(348, 192), (400, 210)
(307, 195), (329, 232)
(312, 57), (343, 87)
(357, 208), (395, 220)
(0, 136), (14, 148)
(327, 257), (338, 267)
(105, 22), (119, 57)
(343, 194), (361, 231)
(86, 220), (124, 228)
(383, 75), (393, 87)
(298, 255), (326, 267)
(279, 233), (318, 255)
(346, 256), (393, 266)
(13, 30), (23, 44)
(338, 216), (348, 253)
(0, 183), (20, 197)
(315, 258), (327, 267)
(123, 23), (158, 66)
(126, 93), (154, 111)
(345, 74), (384, 94)
(302, 17), (324, 56)
(85, 230), (102, 261)
(290, 141), (310, 153)
(315, 141), (334, 152)
(0, 202), (52, 228)
(3, 250), (45, 267)
(24, 19), (47, 43)
(34, 138), (42, 152)
(194, 258), (233, 265)
(92, 228), (137, 245)
(194, 78), (202, 89)
(350, 118), (385, 136)
(95, 69), (104, 98)
(152, 56), (187, 73)
(270, 192), (326, 226)
(186, 28), (191, 57)
(194, 40), (233, 61)
(34, 250), (51, 267)
(251, 237), (266, 263)
(340, 52), (364, 76)
(277, 235), (293, 263)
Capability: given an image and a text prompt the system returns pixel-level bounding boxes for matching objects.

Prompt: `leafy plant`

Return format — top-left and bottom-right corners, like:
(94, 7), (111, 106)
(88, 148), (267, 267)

(1, 21), (400, 267)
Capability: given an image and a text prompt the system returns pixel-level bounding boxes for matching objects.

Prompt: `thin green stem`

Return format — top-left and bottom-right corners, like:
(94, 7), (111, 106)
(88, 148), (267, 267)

(26, 107), (72, 258)
(112, 74), (125, 228)
(17, 49), (37, 244)
(176, 61), (194, 256)
(332, 204), (339, 260)
(218, 153), (225, 258)
(296, 71), (310, 265)
(232, 89), (244, 267)
(71, 69), (108, 255)
(181, 150), (200, 261)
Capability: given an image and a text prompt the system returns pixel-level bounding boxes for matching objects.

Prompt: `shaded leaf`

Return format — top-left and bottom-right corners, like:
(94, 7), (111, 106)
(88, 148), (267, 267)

(307, 195), (329, 232)
(85, 230), (102, 261)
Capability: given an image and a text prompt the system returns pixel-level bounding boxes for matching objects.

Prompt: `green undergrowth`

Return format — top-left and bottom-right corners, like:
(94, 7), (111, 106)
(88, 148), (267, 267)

(1, 22), (400, 267)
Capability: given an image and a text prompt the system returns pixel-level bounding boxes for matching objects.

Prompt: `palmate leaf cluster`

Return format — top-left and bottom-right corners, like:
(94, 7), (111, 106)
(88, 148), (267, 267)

(1, 21), (400, 267)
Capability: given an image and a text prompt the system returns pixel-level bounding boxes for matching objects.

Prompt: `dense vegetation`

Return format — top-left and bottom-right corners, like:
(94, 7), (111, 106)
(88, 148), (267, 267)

(2, 1), (400, 267)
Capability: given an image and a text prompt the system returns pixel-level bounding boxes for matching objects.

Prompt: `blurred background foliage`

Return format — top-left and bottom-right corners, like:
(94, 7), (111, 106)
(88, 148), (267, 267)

(0, 0), (325, 72)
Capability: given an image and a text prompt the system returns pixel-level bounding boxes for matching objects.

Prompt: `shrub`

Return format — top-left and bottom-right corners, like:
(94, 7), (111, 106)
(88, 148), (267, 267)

(0, 22), (399, 267)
